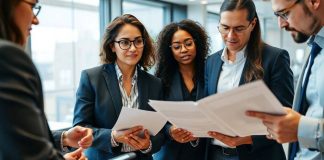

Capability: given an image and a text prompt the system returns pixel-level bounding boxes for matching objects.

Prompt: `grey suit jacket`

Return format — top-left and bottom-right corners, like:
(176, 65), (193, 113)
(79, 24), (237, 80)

(0, 40), (64, 160)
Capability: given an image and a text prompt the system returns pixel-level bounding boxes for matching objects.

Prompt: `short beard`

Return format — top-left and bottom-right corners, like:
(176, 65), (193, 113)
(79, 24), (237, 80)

(293, 32), (310, 43)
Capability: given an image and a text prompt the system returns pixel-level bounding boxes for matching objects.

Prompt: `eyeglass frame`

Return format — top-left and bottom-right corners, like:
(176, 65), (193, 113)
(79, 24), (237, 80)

(273, 0), (301, 21)
(217, 21), (253, 35)
(113, 37), (145, 50)
(169, 38), (196, 52)
(22, 0), (41, 17)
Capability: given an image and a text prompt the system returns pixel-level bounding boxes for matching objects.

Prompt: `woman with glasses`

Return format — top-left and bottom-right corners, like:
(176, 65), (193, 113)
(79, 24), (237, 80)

(72, 14), (164, 160)
(0, 0), (94, 160)
(204, 0), (294, 160)
(154, 19), (209, 160)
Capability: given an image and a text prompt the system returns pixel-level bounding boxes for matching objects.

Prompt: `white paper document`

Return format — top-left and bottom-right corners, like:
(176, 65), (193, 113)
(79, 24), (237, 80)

(149, 80), (286, 137)
(112, 107), (167, 136)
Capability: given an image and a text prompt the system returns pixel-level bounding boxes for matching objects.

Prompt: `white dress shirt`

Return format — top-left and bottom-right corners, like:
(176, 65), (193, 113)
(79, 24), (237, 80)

(212, 46), (247, 147)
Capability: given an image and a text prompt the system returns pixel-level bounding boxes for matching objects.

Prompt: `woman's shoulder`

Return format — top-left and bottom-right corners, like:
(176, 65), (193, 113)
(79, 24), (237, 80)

(139, 70), (161, 84)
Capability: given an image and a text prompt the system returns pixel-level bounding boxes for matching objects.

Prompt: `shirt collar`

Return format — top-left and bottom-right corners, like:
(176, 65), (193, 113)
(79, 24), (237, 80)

(307, 27), (324, 49)
(221, 46), (246, 64)
(115, 63), (138, 85)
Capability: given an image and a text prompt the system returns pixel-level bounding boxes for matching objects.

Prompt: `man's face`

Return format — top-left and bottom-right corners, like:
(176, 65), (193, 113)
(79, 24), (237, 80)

(219, 9), (255, 53)
(271, 0), (321, 43)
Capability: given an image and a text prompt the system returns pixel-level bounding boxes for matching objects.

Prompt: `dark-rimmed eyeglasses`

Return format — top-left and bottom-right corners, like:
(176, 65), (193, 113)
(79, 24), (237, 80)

(169, 39), (195, 52)
(22, 0), (42, 17)
(114, 37), (145, 50)
(274, 0), (300, 21)
(217, 22), (252, 35)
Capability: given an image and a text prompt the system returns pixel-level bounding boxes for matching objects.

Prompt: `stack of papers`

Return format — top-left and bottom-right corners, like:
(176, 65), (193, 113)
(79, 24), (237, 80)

(149, 80), (286, 137)
(111, 81), (286, 137)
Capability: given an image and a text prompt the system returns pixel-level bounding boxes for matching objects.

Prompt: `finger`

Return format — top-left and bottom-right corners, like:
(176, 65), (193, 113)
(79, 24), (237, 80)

(79, 129), (93, 146)
(180, 132), (193, 142)
(124, 126), (143, 135)
(78, 152), (88, 160)
(246, 111), (276, 122)
(69, 147), (84, 157)
(127, 136), (141, 150)
(171, 128), (184, 135)
(174, 129), (191, 138)
(144, 129), (150, 139)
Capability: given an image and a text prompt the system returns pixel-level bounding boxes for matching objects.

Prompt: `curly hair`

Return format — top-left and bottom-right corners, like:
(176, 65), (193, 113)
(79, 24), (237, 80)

(155, 19), (210, 95)
(99, 14), (155, 71)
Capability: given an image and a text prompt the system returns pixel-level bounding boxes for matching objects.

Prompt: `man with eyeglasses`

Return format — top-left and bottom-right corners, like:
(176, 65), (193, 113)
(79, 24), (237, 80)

(247, 0), (324, 160)
(204, 0), (294, 160)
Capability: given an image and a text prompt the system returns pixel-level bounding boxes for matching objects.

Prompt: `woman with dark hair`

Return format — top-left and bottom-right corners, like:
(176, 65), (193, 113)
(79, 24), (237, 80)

(154, 19), (209, 160)
(0, 0), (93, 159)
(205, 0), (294, 160)
(73, 14), (164, 160)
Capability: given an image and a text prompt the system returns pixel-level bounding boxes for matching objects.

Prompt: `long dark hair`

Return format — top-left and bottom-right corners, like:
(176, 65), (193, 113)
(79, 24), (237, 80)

(155, 19), (209, 94)
(100, 14), (155, 71)
(0, 0), (24, 45)
(220, 0), (264, 82)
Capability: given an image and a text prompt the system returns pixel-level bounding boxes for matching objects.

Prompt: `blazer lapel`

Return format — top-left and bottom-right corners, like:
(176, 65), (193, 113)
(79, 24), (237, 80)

(239, 60), (249, 86)
(168, 72), (184, 101)
(102, 64), (123, 116)
(196, 79), (205, 100)
(137, 69), (148, 110)
(210, 53), (223, 94)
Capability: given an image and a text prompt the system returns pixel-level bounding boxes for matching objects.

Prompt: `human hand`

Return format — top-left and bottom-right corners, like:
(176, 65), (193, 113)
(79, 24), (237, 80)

(246, 107), (300, 143)
(170, 126), (197, 143)
(63, 126), (93, 149)
(208, 131), (252, 147)
(64, 147), (87, 160)
(112, 126), (143, 144)
(127, 129), (151, 150)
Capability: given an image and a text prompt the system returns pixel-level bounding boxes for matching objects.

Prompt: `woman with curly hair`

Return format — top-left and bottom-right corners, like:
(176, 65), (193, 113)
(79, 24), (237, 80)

(73, 14), (165, 160)
(154, 19), (210, 160)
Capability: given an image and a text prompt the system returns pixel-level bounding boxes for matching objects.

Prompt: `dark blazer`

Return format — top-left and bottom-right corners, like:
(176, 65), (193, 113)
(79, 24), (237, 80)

(154, 71), (206, 160)
(73, 63), (165, 160)
(0, 40), (64, 159)
(204, 44), (294, 160)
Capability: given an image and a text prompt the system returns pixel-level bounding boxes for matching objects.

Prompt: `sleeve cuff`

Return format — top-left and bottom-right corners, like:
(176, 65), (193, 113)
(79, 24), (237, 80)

(140, 140), (152, 154)
(298, 116), (322, 149)
(60, 131), (69, 152)
(111, 130), (119, 147)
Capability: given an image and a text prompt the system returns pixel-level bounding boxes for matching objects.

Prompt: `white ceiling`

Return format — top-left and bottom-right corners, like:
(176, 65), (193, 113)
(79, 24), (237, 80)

(161, 0), (270, 5)
(162, 0), (223, 5)
(161, 0), (275, 18)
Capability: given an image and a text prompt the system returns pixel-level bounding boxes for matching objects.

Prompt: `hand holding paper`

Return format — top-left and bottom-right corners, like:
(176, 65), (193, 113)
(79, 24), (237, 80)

(149, 80), (287, 137)
(112, 107), (167, 136)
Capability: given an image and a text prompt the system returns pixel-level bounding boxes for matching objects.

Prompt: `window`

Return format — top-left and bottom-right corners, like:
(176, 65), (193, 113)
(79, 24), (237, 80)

(262, 17), (308, 85)
(122, 0), (169, 40)
(31, 0), (100, 123)
(206, 12), (223, 54)
(122, 0), (170, 74)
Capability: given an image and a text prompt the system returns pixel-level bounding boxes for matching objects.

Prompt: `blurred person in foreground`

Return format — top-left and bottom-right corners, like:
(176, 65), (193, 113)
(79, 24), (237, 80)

(0, 0), (93, 159)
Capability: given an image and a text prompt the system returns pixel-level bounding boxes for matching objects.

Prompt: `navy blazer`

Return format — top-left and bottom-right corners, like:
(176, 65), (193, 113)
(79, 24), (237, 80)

(204, 44), (294, 160)
(73, 63), (165, 160)
(0, 40), (64, 159)
(154, 71), (206, 160)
